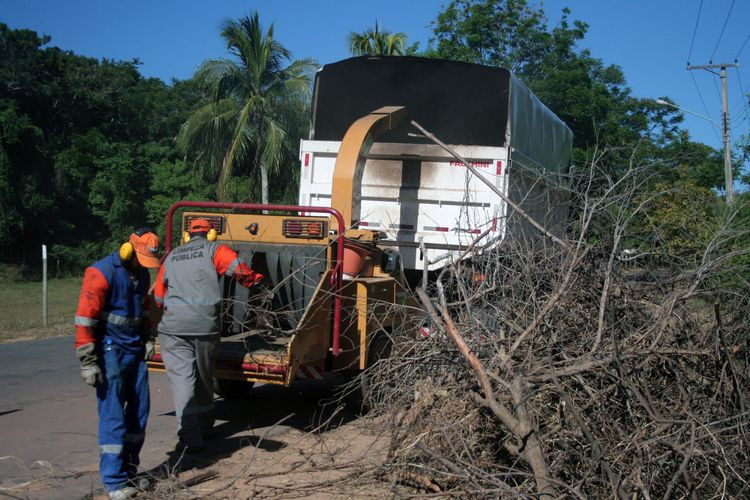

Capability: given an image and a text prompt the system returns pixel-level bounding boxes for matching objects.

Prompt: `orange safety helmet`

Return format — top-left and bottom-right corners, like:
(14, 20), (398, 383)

(119, 228), (161, 268)
(188, 218), (212, 233)
(185, 218), (217, 242)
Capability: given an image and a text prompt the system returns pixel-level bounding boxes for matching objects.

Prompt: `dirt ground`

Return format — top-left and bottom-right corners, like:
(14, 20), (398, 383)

(144, 418), (392, 499)
(13, 401), (398, 500)
(14, 417), (393, 500)
(0, 335), (403, 500)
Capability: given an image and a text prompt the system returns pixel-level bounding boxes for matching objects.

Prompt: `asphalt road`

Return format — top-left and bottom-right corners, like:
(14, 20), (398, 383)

(0, 336), (351, 499)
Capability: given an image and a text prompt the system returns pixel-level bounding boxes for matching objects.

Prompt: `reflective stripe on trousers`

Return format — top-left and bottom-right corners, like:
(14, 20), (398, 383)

(100, 444), (123, 454)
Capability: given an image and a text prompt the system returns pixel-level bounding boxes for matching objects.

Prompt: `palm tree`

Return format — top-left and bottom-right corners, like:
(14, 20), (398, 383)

(349, 21), (408, 56)
(177, 12), (316, 202)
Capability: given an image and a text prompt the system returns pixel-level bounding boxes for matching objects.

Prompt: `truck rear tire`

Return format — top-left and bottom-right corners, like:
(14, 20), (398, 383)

(347, 332), (392, 414)
(213, 378), (254, 399)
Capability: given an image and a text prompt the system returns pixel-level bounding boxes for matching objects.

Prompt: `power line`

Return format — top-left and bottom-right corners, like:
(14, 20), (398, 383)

(734, 67), (750, 132)
(687, 0), (704, 64)
(732, 101), (747, 128)
(709, 0), (736, 62)
(687, 62), (738, 203)
(735, 67), (748, 98)
(689, 71), (723, 143)
(712, 72), (723, 104)
(729, 84), (746, 114)
(736, 33), (750, 60)
(731, 99), (749, 122)
(730, 100), (746, 117)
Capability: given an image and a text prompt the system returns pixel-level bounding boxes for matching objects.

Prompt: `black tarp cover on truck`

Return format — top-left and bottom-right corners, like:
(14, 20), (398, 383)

(311, 56), (511, 147)
(311, 56), (573, 176)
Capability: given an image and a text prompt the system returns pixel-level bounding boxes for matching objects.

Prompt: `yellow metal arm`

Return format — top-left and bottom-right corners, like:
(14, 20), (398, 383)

(330, 106), (405, 231)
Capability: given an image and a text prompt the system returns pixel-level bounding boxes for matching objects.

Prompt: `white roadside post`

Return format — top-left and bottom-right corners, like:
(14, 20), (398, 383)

(42, 244), (48, 328)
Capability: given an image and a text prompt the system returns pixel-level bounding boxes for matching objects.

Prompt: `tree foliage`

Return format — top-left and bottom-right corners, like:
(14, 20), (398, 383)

(421, 0), (748, 273)
(638, 180), (719, 265)
(2, 5), (745, 275)
(349, 20), (409, 56)
(1, 16), (315, 273)
(425, 0), (730, 192)
(176, 12), (316, 202)
(0, 23), (201, 271)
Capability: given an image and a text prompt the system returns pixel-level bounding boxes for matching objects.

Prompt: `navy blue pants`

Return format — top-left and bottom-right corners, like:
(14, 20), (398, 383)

(96, 342), (150, 492)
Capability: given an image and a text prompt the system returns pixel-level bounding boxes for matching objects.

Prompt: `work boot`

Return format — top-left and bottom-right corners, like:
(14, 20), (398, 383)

(176, 438), (205, 455)
(129, 473), (152, 491)
(108, 486), (137, 500)
(201, 426), (215, 440)
(135, 476), (151, 491)
(199, 413), (215, 440)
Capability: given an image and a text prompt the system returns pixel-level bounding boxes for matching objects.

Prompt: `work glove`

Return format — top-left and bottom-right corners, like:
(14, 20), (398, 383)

(75, 343), (104, 387)
(250, 273), (265, 287)
(239, 272), (265, 288)
(144, 338), (156, 360)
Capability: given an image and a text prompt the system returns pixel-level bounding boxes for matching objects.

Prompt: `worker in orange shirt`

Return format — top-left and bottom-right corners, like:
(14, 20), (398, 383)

(74, 228), (161, 500)
(153, 218), (263, 452)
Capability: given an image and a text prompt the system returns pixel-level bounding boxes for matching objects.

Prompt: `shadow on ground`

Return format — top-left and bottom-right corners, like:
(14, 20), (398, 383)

(146, 374), (360, 478)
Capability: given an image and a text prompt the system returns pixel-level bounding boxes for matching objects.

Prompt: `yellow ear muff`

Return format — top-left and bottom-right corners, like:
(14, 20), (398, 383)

(182, 229), (216, 243)
(119, 242), (134, 261)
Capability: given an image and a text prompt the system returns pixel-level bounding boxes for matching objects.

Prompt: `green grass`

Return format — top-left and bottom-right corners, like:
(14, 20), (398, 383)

(0, 277), (81, 343)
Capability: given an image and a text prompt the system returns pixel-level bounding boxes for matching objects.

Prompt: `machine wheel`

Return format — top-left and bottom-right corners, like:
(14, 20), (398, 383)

(213, 378), (255, 399)
(347, 332), (392, 414)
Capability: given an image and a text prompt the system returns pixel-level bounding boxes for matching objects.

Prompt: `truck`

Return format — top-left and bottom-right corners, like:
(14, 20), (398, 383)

(147, 56), (573, 399)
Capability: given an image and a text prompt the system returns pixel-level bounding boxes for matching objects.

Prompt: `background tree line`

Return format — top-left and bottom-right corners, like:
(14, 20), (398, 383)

(0, 17), (308, 273)
(1, 0), (747, 276)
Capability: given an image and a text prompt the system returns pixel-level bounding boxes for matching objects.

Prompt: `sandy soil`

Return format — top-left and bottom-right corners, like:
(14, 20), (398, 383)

(148, 418), (391, 499)
(0, 337), (402, 499)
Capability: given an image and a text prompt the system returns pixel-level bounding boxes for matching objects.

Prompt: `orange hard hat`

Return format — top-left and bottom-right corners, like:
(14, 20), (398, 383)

(129, 230), (161, 268)
(188, 218), (212, 233)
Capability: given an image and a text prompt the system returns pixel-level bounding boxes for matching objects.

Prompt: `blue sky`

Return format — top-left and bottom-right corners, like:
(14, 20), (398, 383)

(3, 0), (749, 156)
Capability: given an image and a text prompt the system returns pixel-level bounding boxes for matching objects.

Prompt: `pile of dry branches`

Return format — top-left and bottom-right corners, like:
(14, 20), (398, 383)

(359, 156), (750, 498)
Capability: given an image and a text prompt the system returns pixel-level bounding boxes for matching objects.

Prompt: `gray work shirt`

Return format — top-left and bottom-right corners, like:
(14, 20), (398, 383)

(158, 236), (223, 336)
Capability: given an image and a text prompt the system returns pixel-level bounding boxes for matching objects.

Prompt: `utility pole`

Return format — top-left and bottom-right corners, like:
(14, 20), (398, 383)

(687, 62), (738, 204)
(42, 244), (48, 328)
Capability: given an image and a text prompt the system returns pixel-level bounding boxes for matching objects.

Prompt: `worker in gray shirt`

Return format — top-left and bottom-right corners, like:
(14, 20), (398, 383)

(153, 218), (263, 451)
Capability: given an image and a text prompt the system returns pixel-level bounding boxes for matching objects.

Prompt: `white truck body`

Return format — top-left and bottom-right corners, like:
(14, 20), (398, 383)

(299, 141), (509, 271)
(298, 56), (573, 273)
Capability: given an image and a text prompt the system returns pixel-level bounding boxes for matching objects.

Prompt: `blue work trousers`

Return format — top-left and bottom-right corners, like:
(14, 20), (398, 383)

(96, 341), (150, 492)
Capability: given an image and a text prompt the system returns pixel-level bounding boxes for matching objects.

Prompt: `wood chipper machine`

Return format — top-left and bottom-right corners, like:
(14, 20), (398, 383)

(147, 107), (419, 398)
